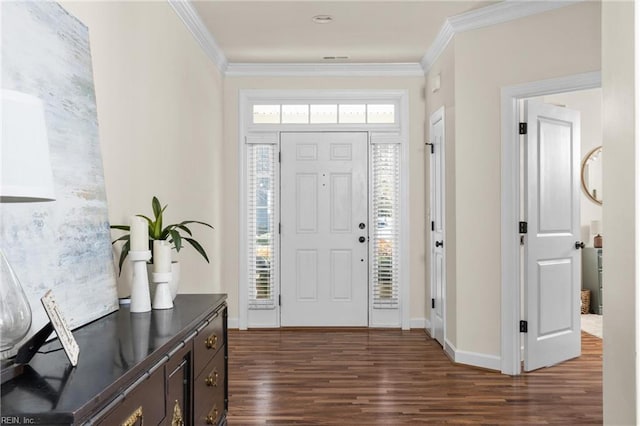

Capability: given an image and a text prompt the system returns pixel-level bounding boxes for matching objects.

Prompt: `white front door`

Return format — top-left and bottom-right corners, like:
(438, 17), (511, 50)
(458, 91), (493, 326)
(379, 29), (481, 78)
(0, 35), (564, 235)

(429, 107), (445, 346)
(524, 100), (581, 371)
(280, 132), (369, 326)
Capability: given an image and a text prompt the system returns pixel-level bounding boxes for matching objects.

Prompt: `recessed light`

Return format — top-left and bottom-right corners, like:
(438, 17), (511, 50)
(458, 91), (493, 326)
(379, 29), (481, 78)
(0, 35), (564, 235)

(312, 15), (333, 24)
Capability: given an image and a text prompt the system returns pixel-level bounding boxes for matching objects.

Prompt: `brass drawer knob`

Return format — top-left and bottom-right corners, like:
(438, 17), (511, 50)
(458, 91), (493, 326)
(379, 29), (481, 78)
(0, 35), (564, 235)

(205, 334), (218, 349)
(205, 369), (219, 387)
(205, 406), (219, 424)
(172, 400), (184, 426)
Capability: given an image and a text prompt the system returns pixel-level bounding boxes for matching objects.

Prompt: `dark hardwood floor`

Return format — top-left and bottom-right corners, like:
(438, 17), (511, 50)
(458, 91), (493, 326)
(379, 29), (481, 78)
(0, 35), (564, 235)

(227, 329), (602, 424)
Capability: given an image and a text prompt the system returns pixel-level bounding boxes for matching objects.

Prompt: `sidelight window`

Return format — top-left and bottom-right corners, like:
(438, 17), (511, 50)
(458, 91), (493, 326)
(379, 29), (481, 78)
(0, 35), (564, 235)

(247, 144), (277, 309)
(372, 143), (400, 308)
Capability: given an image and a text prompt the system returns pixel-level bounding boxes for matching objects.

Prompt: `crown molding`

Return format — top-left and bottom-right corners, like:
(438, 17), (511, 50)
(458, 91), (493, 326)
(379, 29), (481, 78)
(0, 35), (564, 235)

(170, 0), (582, 77)
(225, 62), (425, 77)
(421, 0), (583, 73)
(420, 20), (454, 75)
(168, 0), (228, 73)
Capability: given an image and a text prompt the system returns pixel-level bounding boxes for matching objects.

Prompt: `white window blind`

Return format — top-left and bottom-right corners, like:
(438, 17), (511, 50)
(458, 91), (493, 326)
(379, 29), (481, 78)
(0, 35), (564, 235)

(372, 143), (400, 309)
(247, 144), (277, 309)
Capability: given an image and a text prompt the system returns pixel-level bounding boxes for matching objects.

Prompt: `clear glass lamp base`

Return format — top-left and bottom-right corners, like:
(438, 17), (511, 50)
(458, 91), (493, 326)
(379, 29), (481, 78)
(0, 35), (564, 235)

(0, 249), (32, 355)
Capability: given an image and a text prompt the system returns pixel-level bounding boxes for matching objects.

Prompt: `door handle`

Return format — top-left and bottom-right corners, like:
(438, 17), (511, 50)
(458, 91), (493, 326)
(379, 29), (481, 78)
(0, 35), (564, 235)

(359, 222), (366, 229)
(575, 241), (585, 249)
(435, 240), (444, 248)
(359, 236), (366, 243)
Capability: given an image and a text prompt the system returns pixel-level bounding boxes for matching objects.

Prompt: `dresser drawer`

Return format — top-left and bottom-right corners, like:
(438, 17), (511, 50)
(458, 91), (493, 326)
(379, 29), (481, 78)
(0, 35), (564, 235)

(194, 307), (225, 378)
(96, 365), (165, 425)
(194, 347), (226, 425)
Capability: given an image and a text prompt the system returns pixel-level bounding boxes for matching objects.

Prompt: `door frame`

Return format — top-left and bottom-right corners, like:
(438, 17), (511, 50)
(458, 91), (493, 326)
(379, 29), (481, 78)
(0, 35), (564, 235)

(238, 90), (410, 330)
(429, 106), (446, 344)
(500, 71), (601, 375)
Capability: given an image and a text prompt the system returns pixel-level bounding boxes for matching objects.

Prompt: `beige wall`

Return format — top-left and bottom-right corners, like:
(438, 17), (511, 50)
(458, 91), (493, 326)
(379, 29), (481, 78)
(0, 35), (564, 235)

(426, 41), (457, 346)
(62, 1), (225, 297)
(454, 2), (601, 355)
(222, 76), (426, 322)
(541, 89), (603, 246)
(602, 1), (636, 424)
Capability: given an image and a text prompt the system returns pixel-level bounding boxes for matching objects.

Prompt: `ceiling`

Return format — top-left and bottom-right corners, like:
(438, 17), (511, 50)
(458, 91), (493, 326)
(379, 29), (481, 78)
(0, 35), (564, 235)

(191, 1), (497, 64)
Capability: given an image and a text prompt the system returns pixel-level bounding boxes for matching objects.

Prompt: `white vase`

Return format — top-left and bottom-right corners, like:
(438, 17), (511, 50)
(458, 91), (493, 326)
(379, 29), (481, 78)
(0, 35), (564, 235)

(147, 260), (180, 300)
(170, 261), (180, 300)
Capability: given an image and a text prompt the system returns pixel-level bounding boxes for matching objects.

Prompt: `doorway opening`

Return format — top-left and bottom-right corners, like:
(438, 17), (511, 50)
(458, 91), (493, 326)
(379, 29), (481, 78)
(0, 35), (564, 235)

(500, 72), (602, 375)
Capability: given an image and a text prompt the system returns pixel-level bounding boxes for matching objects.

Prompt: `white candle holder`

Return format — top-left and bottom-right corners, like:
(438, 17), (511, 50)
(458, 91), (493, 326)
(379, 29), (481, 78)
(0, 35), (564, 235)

(129, 250), (152, 313)
(152, 272), (173, 310)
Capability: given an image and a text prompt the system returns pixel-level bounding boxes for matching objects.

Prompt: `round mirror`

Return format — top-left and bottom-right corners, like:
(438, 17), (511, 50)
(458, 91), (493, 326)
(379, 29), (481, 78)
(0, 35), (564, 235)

(581, 146), (602, 205)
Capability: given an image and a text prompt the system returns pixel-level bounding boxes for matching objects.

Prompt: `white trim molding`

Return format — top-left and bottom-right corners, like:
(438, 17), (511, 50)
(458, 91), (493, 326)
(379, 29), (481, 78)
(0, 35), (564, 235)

(500, 71), (601, 375)
(168, 0), (228, 73)
(226, 62), (424, 78)
(444, 339), (456, 361)
(411, 318), (428, 329)
(239, 89), (410, 330)
(454, 349), (501, 371)
(421, 0), (582, 72)
(170, 0), (582, 77)
(444, 339), (501, 371)
(227, 317), (239, 329)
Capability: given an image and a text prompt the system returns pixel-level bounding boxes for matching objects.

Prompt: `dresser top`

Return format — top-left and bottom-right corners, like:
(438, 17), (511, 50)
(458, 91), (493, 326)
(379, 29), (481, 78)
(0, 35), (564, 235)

(1, 293), (227, 424)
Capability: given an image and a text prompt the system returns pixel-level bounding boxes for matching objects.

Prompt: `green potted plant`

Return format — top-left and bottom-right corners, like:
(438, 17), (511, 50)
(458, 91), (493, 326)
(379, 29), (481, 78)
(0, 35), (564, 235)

(110, 196), (213, 297)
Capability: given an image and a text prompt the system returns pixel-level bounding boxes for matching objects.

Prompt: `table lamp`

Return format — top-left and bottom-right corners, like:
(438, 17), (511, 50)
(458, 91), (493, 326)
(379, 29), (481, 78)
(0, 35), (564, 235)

(1, 89), (55, 378)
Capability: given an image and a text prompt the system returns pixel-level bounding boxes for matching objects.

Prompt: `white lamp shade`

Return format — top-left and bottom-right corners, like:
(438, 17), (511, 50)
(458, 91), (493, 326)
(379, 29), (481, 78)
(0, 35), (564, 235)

(591, 220), (602, 235)
(1, 89), (55, 202)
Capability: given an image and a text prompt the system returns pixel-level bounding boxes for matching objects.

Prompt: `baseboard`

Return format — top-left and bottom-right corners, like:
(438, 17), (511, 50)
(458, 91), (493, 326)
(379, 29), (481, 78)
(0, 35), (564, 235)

(444, 338), (456, 361)
(454, 348), (501, 371)
(410, 317), (428, 329)
(227, 317), (239, 329)
(442, 339), (500, 371)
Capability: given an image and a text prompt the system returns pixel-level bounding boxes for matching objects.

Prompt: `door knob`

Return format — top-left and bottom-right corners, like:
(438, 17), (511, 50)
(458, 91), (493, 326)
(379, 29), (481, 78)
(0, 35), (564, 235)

(435, 240), (444, 248)
(359, 222), (366, 229)
(359, 236), (366, 243)
(575, 241), (585, 249)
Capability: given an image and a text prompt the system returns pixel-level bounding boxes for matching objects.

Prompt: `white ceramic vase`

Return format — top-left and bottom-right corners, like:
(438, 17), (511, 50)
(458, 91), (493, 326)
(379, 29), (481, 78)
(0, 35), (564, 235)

(169, 261), (180, 300)
(147, 260), (180, 301)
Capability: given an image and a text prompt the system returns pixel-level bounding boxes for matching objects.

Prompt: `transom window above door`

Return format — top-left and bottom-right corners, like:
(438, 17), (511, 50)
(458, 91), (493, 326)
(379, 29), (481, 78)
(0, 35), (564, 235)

(252, 103), (396, 125)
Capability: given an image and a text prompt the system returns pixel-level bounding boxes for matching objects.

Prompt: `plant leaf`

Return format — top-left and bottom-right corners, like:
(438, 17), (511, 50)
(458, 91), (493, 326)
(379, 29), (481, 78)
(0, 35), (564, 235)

(111, 234), (130, 245)
(170, 229), (182, 251)
(154, 215), (163, 239)
(175, 224), (192, 236)
(184, 238), (210, 263)
(118, 240), (130, 276)
(160, 224), (175, 240)
(152, 197), (162, 220)
(179, 220), (214, 229)
(137, 214), (153, 225)
(110, 225), (130, 231)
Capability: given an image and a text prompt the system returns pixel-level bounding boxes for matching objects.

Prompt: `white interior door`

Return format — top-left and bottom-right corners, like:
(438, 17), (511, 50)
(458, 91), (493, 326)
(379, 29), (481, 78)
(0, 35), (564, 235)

(429, 107), (445, 346)
(524, 100), (581, 371)
(280, 132), (368, 326)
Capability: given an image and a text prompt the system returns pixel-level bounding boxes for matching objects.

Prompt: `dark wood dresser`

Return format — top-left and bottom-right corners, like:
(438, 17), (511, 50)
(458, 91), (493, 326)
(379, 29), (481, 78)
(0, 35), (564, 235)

(1, 294), (228, 425)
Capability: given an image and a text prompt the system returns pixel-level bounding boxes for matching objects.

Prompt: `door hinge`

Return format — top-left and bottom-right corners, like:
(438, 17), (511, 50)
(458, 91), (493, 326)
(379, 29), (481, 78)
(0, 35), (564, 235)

(431, 298), (435, 309)
(519, 221), (527, 234)
(278, 223), (281, 234)
(425, 142), (434, 154)
(520, 320), (528, 333)
(431, 221), (435, 232)
(279, 295), (281, 306)
(519, 122), (527, 135)
(278, 152), (281, 163)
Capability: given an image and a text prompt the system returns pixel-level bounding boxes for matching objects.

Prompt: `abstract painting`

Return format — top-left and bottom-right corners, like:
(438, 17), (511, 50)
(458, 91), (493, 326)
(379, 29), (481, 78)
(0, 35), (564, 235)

(1, 2), (118, 350)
